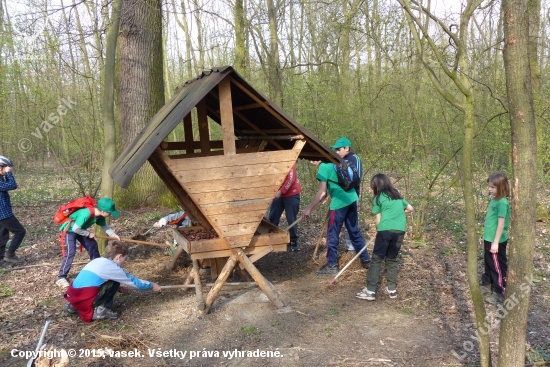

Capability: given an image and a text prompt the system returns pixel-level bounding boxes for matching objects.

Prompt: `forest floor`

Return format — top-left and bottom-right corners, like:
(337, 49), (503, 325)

(1, 169), (549, 367)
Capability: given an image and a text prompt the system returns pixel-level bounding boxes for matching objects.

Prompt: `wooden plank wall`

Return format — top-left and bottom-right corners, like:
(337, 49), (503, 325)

(165, 150), (300, 248)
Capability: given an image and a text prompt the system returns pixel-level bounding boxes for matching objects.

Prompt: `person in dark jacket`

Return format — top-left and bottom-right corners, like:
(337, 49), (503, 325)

(0, 156), (26, 265)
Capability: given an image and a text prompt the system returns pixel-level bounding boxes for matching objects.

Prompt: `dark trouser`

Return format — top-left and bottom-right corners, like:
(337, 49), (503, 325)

(268, 194), (300, 243)
(367, 230), (405, 292)
(93, 281), (120, 308)
(0, 215), (26, 258)
(326, 201), (370, 267)
(58, 232), (100, 279)
(481, 240), (507, 295)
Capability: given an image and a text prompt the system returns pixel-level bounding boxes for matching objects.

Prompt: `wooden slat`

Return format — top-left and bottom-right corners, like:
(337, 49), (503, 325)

(194, 187), (278, 205)
(173, 163), (293, 183)
(200, 199), (272, 215)
(182, 174), (285, 193)
(209, 210), (266, 227)
(217, 222), (260, 237)
(183, 231), (288, 254)
(167, 147), (259, 159)
(166, 149), (300, 172)
(190, 244), (287, 260)
(219, 78), (236, 155)
(197, 98), (210, 152)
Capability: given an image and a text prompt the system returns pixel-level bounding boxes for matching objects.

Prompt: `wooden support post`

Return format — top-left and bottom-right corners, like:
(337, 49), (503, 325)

(168, 245), (184, 270)
(192, 259), (206, 311)
(236, 251), (285, 308)
(183, 113), (193, 153)
(218, 78), (236, 155)
(201, 253), (238, 315)
(197, 98), (210, 153)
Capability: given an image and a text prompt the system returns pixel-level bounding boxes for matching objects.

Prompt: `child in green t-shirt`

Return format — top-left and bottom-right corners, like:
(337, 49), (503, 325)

(356, 174), (414, 301)
(56, 198), (121, 288)
(481, 172), (510, 304)
(303, 137), (371, 275)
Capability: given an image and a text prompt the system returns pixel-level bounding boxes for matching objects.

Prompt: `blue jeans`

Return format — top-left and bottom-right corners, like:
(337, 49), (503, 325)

(268, 194), (300, 243)
(58, 232), (100, 279)
(326, 201), (370, 267)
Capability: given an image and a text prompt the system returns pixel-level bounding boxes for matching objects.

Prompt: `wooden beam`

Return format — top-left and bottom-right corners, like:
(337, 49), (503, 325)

(235, 250), (285, 308)
(249, 245), (273, 263)
(161, 140), (224, 151)
(228, 76), (334, 162)
(218, 78), (236, 155)
(183, 113), (194, 153)
(233, 102), (262, 111)
(236, 135), (304, 140)
(201, 254), (239, 315)
(240, 129), (293, 134)
(197, 98), (210, 153)
(207, 89), (285, 150)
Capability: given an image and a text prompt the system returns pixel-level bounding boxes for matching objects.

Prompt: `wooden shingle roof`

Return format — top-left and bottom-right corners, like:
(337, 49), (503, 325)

(110, 66), (338, 189)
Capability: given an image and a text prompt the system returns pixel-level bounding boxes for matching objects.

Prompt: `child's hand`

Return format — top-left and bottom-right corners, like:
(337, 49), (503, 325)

(302, 208), (312, 218)
(490, 242), (499, 254)
(118, 286), (129, 294)
(153, 221), (162, 228)
(151, 283), (162, 292)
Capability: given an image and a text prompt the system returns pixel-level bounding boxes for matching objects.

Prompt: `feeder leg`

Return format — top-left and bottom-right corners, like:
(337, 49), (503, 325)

(201, 254), (238, 315)
(168, 245), (184, 270)
(236, 251), (285, 308)
(192, 260), (206, 311)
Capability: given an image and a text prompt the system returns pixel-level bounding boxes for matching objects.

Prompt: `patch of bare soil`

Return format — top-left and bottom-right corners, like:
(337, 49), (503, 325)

(1, 204), (549, 366)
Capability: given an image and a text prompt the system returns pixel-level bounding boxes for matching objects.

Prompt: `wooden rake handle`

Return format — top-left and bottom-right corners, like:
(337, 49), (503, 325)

(95, 235), (171, 248)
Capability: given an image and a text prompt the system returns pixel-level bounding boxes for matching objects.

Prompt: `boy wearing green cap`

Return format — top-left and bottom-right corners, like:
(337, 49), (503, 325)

(304, 137), (370, 275)
(56, 198), (121, 288)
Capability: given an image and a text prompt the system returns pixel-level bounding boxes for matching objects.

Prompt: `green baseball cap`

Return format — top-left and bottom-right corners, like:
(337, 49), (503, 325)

(97, 198), (120, 218)
(330, 137), (352, 149)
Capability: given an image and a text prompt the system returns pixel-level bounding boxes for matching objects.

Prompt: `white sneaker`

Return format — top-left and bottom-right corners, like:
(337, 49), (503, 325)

(55, 278), (70, 288)
(385, 287), (397, 299)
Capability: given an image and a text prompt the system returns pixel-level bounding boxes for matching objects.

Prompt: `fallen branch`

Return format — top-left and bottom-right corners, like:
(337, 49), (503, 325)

(3, 261), (88, 272)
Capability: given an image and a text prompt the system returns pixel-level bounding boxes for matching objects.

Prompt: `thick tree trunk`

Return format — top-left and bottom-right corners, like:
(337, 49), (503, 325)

(498, 0), (538, 365)
(117, 0), (165, 208)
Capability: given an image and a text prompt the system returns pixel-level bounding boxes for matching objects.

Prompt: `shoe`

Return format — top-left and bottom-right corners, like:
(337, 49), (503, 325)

(385, 287), (397, 299)
(4, 253), (24, 264)
(63, 303), (78, 314)
(92, 306), (119, 320)
(55, 278), (70, 288)
(315, 264), (338, 276)
(480, 284), (492, 296)
(356, 287), (376, 301)
(361, 260), (371, 269)
(485, 292), (504, 304)
(289, 242), (300, 252)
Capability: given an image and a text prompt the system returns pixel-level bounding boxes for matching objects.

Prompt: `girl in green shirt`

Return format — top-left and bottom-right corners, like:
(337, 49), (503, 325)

(481, 172), (510, 304)
(356, 174), (414, 301)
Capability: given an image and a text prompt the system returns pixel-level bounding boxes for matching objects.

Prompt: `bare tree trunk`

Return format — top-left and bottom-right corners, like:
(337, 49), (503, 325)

(498, 0), (538, 365)
(234, 0), (248, 75)
(117, 0), (165, 208)
(266, 0), (282, 105)
(97, 0), (122, 253)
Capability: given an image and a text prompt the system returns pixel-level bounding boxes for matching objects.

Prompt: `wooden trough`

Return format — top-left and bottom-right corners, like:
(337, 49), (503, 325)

(109, 66), (339, 314)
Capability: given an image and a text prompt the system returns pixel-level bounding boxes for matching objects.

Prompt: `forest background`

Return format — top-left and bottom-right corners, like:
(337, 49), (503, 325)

(0, 0), (547, 365)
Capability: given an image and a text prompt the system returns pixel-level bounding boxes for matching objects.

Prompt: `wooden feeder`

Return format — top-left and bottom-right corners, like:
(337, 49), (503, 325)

(110, 66), (339, 314)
